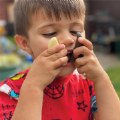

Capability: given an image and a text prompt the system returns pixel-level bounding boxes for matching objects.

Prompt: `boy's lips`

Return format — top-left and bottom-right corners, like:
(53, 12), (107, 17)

(67, 49), (73, 54)
(67, 49), (73, 52)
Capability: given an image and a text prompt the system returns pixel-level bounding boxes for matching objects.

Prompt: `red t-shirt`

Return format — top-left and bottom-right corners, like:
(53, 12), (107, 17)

(0, 69), (97, 120)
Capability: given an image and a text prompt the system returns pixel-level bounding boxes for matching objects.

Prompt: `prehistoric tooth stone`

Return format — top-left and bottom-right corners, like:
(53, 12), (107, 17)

(48, 37), (59, 48)
(68, 32), (83, 62)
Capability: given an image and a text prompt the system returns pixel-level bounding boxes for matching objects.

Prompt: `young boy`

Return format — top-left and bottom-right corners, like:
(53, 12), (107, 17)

(0, 0), (120, 120)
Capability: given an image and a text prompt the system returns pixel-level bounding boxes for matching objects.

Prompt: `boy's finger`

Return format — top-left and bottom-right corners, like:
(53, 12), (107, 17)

(49, 49), (67, 61)
(78, 38), (93, 51)
(53, 56), (68, 68)
(44, 44), (65, 57)
(73, 46), (92, 58)
(75, 56), (88, 68)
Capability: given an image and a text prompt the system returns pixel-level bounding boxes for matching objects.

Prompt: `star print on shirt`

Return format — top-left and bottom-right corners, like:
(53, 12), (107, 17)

(77, 101), (88, 112)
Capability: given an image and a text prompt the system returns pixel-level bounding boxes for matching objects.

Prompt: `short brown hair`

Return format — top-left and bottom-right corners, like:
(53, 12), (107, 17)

(14, 0), (85, 37)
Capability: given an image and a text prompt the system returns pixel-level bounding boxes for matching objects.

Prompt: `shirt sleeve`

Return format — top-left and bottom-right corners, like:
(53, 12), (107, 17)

(88, 81), (98, 113)
(91, 95), (97, 113)
(0, 92), (17, 120)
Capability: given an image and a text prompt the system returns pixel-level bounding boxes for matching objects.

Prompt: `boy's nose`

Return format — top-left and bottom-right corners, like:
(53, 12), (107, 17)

(58, 35), (75, 49)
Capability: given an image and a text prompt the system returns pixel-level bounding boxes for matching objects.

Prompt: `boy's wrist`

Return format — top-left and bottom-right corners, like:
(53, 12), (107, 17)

(92, 70), (109, 84)
(94, 73), (111, 88)
(21, 79), (45, 94)
(23, 74), (49, 91)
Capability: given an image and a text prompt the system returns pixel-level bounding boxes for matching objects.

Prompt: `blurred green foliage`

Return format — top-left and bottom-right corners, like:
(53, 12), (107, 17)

(7, 35), (15, 44)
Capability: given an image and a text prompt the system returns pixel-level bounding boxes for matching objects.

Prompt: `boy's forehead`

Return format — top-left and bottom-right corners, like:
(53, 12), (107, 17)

(30, 9), (85, 24)
(29, 11), (85, 32)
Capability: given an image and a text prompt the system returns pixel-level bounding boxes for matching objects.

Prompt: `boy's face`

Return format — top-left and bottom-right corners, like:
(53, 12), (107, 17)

(17, 10), (85, 76)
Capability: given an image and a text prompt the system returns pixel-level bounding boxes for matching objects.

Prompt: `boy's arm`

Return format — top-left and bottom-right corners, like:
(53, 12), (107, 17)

(74, 38), (120, 120)
(12, 43), (67, 120)
(93, 74), (120, 120)
(12, 80), (43, 120)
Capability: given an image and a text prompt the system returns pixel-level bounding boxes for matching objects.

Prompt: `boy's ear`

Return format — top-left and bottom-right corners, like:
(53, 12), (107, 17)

(15, 34), (33, 55)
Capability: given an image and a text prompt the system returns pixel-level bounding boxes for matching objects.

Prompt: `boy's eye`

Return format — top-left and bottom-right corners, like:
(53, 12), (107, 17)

(70, 31), (80, 36)
(42, 32), (56, 37)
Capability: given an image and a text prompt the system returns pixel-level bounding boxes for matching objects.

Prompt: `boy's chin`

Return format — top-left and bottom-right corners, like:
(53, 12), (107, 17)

(58, 64), (75, 77)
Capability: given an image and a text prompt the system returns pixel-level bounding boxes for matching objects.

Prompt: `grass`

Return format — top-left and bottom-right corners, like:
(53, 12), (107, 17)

(106, 66), (120, 97)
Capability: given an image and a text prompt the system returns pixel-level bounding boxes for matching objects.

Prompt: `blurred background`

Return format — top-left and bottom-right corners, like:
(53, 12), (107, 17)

(0, 0), (120, 97)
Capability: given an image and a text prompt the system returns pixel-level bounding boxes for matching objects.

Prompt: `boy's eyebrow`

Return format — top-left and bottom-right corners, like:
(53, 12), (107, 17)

(37, 21), (84, 30)
(37, 23), (56, 29)
(71, 22), (83, 25)
(70, 22), (84, 28)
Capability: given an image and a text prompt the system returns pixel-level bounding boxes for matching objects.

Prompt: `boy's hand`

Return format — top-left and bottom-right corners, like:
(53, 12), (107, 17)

(73, 38), (107, 83)
(24, 44), (68, 91)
